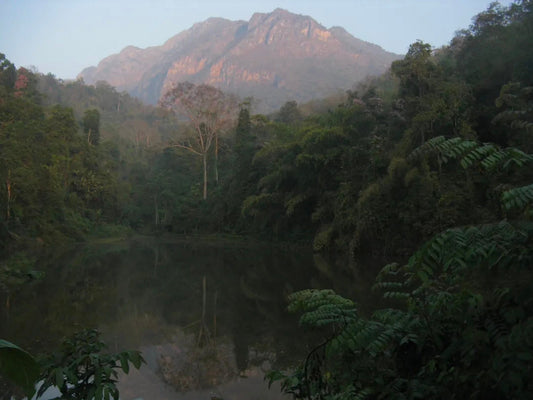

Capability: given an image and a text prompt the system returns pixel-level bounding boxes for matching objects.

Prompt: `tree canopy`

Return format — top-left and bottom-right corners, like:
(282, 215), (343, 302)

(160, 82), (238, 199)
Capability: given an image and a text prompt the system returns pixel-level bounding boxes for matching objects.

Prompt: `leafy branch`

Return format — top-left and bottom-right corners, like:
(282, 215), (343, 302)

(408, 135), (533, 171)
(37, 329), (144, 400)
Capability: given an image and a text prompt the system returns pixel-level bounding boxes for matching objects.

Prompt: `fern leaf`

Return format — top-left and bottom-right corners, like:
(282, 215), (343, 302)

(502, 184), (533, 212)
(396, 221), (533, 298)
(409, 136), (533, 173)
(288, 289), (357, 328)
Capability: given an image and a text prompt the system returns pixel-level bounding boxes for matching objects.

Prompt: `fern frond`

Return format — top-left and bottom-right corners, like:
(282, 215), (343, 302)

(408, 136), (446, 160)
(460, 143), (497, 168)
(299, 303), (356, 327)
(288, 289), (357, 328)
(375, 262), (401, 281)
(326, 386), (372, 400)
(408, 135), (533, 172)
(327, 309), (419, 358)
(502, 184), (533, 212)
(350, 321), (385, 350)
(400, 221), (533, 297)
(373, 263), (415, 300)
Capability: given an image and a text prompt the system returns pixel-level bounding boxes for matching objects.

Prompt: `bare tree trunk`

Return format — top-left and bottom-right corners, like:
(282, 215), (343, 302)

(202, 276), (207, 327)
(213, 290), (218, 345)
(6, 170), (11, 221)
(154, 194), (159, 228)
(64, 144), (71, 190)
(153, 245), (159, 276)
(197, 275), (211, 346)
(203, 153), (208, 200)
(214, 134), (219, 185)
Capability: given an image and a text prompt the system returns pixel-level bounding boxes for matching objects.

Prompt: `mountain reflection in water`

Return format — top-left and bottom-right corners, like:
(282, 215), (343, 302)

(0, 236), (379, 399)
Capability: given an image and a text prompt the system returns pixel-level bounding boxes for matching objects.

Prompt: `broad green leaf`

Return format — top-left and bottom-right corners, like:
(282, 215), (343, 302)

(119, 354), (129, 373)
(0, 339), (40, 398)
(55, 367), (64, 389)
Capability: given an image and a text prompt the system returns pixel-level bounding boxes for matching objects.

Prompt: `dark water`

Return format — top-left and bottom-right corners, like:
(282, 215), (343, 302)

(0, 236), (380, 400)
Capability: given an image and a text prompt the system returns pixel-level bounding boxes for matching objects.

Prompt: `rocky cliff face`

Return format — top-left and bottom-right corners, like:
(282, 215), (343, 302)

(79, 9), (401, 112)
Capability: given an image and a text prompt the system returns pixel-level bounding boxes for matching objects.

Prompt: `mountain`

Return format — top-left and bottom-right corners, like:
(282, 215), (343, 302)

(78, 9), (401, 112)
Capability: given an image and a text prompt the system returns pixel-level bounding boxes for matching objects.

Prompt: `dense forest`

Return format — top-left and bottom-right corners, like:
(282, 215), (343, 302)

(1, 1), (532, 399)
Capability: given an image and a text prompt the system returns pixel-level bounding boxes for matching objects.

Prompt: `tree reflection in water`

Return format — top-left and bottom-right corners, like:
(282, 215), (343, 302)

(0, 237), (379, 399)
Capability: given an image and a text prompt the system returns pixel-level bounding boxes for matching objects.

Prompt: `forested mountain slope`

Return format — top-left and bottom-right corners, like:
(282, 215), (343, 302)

(0, 1), (531, 262)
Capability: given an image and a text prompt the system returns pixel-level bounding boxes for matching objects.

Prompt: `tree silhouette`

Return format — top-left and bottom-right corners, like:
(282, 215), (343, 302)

(160, 82), (237, 200)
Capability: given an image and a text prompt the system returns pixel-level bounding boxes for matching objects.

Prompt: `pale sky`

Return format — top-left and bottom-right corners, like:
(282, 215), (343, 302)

(0, 0), (515, 80)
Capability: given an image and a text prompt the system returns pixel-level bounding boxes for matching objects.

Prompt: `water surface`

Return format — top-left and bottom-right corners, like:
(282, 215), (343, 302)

(0, 236), (379, 399)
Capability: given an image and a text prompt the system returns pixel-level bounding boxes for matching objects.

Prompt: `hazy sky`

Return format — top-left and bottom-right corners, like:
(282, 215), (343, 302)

(0, 0), (515, 80)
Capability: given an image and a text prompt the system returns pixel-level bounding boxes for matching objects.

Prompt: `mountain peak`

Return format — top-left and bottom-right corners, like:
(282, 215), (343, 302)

(78, 9), (401, 112)
(250, 8), (317, 28)
(268, 7), (293, 18)
(250, 8), (294, 19)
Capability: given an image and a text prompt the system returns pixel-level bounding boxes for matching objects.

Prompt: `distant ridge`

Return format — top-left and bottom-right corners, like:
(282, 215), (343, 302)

(78, 9), (401, 112)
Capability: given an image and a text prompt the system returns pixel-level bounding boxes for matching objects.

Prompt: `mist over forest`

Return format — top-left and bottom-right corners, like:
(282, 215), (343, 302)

(1, 1), (532, 399)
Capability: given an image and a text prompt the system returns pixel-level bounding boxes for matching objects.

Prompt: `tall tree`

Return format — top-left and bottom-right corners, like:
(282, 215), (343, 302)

(276, 100), (301, 124)
(82, 109), (100, 146)
(160, 82), (237, 200)
(234, 106), (254, 177)
(391, 41), (435, 100)
(0, 53), (16, 93)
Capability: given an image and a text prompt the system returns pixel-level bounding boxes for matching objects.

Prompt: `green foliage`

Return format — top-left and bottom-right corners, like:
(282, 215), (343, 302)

(409, 135), (533, 171)
(493, 82), (533, 152)
(502, 183), (533, 214)
(453, 0), (533, 145)
(0, 59), (141, 250)
(0, 253), (43, 297)
(391, 40), (434, 99)
(273, 218), (533, 399)
(348, 133), (530, 259)
(1, 0), (532, 257)
(37, 329), (144, 400)
(0, 53), (17, 92)
(0, 339), (40, 398)
(287, 289), (357, 327)
(83, 109), (101, 146)
(3, 3), (533, 399)
(275, 100), (302, 125)
(312, 225), (334, 252)
(269, 10), (533, 388)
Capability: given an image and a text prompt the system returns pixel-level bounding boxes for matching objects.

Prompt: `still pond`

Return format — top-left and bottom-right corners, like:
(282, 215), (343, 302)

(0, 236), (380, 400)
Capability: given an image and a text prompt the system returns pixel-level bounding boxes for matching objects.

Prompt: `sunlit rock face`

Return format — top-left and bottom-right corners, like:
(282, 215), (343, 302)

(78, 8), (401, 113)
